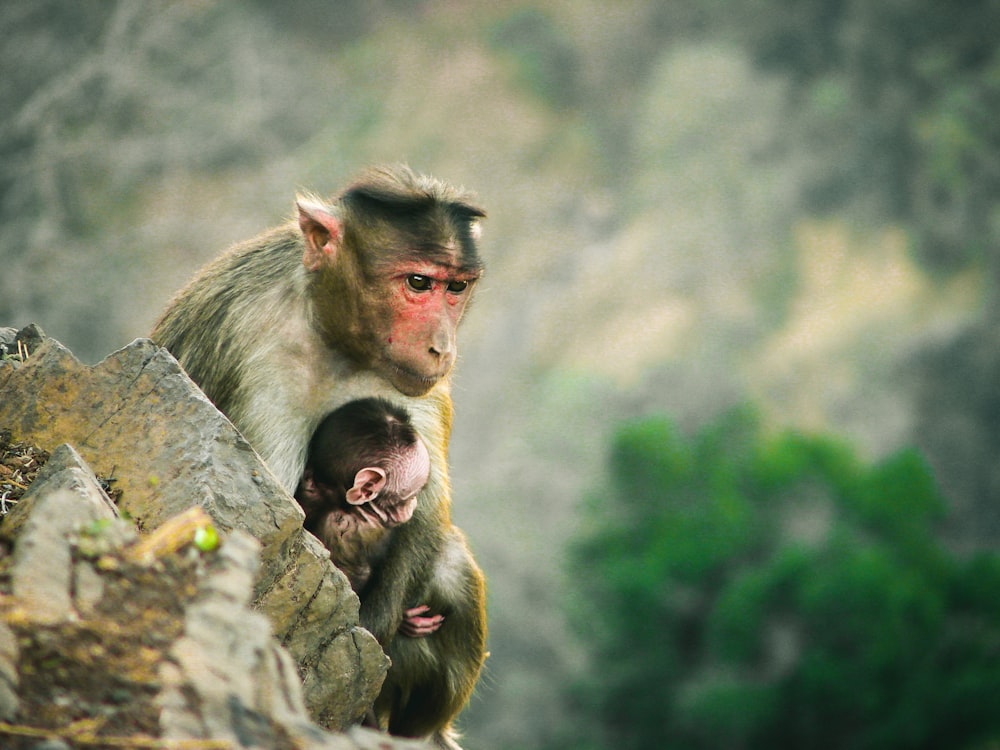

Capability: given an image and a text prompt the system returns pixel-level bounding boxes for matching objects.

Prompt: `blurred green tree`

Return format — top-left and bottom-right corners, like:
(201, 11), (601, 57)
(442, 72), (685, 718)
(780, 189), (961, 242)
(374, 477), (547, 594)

(561, 408), (1000, 750)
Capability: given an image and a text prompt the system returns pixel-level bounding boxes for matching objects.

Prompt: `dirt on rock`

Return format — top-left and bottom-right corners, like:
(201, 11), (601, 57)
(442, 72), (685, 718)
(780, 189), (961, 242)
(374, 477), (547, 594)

(0, 429), (50, 514)
(0, 433), (289, 749)
(1, 556), (199, 747)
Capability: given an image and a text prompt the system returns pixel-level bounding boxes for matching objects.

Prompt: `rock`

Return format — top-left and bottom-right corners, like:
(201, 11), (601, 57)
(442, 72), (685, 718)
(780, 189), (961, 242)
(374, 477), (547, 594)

(158, 526), (317, 748)
(0, 333), (299, 555)
(6, 444), (119, 622)
(257, 529), (391, 723)
(0, 621), (18, 721)
(0, 476), (427, 749)
(347, 726), (436, 749)
(0, 327), (16, 357)
(0, 323), (43, 362)
(0, 325), (388, 729)
(2, 442), (119, 541)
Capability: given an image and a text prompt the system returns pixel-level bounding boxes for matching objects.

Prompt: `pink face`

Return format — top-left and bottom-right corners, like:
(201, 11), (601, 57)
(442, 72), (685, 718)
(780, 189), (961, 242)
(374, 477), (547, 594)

(379, 258), (480, 397)
(297, 199), (482, 397)
(377, 434), (431, 527)
(299, 433), (430, 533)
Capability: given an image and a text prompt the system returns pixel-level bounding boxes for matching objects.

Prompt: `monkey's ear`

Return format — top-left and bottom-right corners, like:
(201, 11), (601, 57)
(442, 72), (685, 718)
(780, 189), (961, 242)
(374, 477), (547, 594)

(297, 197), (342, 272)
(346, 467), (387, 506)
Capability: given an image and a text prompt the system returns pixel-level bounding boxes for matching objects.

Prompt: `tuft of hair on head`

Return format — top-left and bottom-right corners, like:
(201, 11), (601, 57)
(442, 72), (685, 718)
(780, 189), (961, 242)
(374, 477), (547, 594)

(341, 164), (486, 221)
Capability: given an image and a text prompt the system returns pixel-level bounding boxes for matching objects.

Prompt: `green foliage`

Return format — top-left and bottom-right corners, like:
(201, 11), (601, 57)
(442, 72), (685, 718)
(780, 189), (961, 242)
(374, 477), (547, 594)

(563, 408), (1000, 750)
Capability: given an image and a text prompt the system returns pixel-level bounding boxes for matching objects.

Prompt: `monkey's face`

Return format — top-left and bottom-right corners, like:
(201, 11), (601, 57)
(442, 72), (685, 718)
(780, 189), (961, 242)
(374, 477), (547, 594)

(347, 489), (418, 530)
(299, 472), (419, 535)
(372, 433), (431, 527)
(366, 256), (481, 397)
(298, 194), (483, 397)
(300, 431), (430, 535)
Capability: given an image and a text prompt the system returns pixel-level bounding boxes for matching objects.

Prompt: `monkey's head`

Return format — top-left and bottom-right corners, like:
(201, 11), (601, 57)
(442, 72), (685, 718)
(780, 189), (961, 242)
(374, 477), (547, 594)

(342, 431), (429, 528)
(298, 397), (431, 531)
(297, 165), (485, 397)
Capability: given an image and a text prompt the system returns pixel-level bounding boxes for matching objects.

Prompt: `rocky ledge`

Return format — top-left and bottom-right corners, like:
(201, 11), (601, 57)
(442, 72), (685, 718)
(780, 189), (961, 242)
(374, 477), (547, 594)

(0, 324), (428, 749)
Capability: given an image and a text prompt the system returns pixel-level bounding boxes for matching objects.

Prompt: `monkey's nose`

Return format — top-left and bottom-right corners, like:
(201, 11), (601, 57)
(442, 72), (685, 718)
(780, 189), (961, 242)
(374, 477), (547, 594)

(429, 332), (453, 358)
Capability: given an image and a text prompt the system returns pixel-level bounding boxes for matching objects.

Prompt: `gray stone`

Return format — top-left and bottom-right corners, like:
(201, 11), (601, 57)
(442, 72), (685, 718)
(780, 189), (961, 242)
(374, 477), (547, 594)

(0, 621), (18, 721)
(0, 326), (388, 728)
(347, 726), (434, 749)
(72, 561), (106, 616)
(2, 442), (118, 542)
(7, 444), (118, 622)
(0, 460), (425, 749)
(0, 335), (301, 560)
(301, 626), (392, 729)
(0, 327), (16, 359)
(0, 323), (44, 363)
(26, 741), (72, 750)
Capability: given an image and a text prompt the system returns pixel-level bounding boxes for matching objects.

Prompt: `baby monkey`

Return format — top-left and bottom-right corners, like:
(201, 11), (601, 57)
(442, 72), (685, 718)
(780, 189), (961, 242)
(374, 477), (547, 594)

(296, 397), (442, 638)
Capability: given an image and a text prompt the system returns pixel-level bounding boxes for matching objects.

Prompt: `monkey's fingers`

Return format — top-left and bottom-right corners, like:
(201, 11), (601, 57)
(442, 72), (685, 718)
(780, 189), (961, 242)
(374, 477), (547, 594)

(399, 616), (444, 637)
(399, 606), (445, 638)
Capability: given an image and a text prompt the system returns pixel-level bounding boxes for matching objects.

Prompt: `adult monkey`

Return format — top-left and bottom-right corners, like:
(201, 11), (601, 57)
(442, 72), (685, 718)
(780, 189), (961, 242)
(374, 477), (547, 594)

(151, 165), (487, 748)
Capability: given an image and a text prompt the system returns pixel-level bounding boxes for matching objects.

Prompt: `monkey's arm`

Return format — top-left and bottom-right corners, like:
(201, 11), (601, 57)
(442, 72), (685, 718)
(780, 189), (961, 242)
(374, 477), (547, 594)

(358, 514), (444, 645)
(374, 525), (488, 741)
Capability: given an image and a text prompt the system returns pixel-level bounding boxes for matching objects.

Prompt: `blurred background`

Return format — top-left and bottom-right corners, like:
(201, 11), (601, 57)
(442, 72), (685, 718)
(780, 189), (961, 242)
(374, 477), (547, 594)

(3, 1), (999, 748)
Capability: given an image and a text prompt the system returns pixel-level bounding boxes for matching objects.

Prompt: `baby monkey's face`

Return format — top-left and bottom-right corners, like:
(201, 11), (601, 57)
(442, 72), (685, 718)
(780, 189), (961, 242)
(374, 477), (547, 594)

(369, 435), (430, 527)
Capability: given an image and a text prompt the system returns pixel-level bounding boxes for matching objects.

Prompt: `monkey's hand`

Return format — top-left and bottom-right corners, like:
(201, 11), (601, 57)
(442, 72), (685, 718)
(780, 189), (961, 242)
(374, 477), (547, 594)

(398, 604), (444, 638)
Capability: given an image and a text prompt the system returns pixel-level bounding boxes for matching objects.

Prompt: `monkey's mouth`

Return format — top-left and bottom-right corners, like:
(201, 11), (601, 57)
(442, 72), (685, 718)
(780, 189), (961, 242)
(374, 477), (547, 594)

(384, 362), (442, 397)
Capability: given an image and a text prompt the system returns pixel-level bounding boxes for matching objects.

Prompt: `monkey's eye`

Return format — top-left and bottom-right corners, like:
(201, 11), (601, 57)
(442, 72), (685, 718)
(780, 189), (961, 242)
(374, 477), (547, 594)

(406, 275), (433, 292)
(446, 280), (469, 294)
